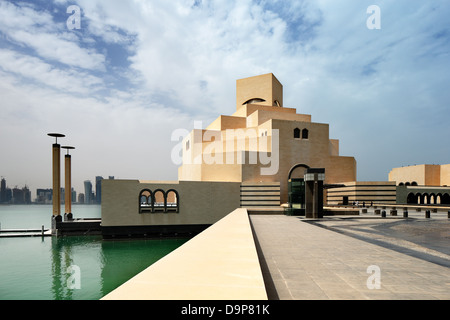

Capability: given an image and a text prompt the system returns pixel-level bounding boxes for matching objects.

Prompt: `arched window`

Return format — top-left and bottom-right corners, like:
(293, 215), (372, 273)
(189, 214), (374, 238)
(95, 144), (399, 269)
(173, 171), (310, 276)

(411, 181), (418, 186)
(139, 189), (152, 213)
(166, 189), (179, 213)
(415, 193), (422, 204)
(294, 128), (300, 139)
(407, 193), (417, 204)
(138, 188), (181, 214)
(442, 193), (450, 204)
(436, 193), (443, 205)
(302, 128), (309, 139)
(153, 189), (166, 212)
(399, 182), (404, 186)
(430, 193), (436, 204)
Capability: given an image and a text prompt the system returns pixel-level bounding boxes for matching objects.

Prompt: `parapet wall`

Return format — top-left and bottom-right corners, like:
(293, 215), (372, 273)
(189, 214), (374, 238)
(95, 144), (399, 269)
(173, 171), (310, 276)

(101, 208), (268, 300)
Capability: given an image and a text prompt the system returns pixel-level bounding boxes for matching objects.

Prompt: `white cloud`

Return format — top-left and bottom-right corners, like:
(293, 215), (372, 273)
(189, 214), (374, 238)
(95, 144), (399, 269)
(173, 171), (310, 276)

(0, 1), (106, 70)
(0, 69), (194, 195)
(0, 49), (103, 94)
(9, 29), (106, 70)
(0, 0), (449, 194)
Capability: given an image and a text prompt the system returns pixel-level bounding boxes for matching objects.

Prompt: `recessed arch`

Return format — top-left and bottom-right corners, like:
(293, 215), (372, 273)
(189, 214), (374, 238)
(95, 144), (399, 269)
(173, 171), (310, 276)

(288, 163), (310, 180)
(243, 98), (266, 105)
(423, 193), (429, 204)
(436, 193), (443, 204)
(166, 189), (180, 213)
(415, 193), (422, 204)
(442, 193), (450, 204)
(430, 193), (436, 204)
(139, 189), (153, 213)
(294, 128), (301, 139)
(153, 189), (166, 212)
(407, 192), (417, 204)
(302, 128), (309, 139)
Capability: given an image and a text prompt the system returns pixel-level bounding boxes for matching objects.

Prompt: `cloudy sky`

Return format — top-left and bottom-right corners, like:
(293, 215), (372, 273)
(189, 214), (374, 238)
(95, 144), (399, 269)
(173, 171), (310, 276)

(0, 0), (449, 198)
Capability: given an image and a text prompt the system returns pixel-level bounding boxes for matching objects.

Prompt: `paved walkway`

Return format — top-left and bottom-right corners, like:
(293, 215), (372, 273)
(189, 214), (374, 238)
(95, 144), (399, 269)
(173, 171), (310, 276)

(250, 214), (450, 300)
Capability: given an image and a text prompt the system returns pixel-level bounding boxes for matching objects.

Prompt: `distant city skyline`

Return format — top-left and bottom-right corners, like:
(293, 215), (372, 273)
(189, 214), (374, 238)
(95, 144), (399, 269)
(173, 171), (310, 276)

(0, 175), (113, 204)
(0, 1), (449, 197)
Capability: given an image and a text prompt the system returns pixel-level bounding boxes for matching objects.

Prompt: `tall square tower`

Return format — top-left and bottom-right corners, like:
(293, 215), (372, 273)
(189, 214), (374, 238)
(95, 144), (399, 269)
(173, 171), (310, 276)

(236, 73), (283, 110)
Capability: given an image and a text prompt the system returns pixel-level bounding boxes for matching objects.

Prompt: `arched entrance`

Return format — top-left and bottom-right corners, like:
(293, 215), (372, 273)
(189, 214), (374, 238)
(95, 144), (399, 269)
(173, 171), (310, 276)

(287, 164), (310, 216)
(286, 164), (325, 218)
(407, 192), (418, 204)
(288, 163), (310, 180)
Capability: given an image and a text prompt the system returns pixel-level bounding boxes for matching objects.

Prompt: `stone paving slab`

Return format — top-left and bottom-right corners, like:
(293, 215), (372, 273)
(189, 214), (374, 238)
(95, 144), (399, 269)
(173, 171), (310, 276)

(249, 214), (450, 300)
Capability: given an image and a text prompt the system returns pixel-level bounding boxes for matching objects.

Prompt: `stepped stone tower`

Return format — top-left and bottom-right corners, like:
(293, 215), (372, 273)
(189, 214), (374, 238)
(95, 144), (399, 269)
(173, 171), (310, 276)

(178, 73), (356, 203)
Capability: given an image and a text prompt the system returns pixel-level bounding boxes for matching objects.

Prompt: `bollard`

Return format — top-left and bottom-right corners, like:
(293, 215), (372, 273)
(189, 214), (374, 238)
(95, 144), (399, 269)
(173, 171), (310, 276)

(381, 210), (386, 218)
(41, 225), (44, 236)
(425, 210), (430, 219)
(403, 209), (408, 218)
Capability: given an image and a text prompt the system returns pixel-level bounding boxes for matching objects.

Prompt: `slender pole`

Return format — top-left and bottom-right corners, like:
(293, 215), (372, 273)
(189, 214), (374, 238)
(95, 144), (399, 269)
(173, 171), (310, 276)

(65, 154), (71, 215)
(52, 143), (61, 217)
(62, 146), (75, 219)
(48, 133), (65, 233)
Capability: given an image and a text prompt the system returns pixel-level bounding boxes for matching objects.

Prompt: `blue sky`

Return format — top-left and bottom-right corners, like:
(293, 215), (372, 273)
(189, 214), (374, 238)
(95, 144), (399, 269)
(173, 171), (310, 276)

(0, 0), (449, 197)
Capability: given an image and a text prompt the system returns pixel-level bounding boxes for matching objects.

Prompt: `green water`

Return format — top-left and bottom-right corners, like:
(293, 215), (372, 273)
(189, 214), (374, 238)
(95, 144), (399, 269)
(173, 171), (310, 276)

(0, 205), (187, 300)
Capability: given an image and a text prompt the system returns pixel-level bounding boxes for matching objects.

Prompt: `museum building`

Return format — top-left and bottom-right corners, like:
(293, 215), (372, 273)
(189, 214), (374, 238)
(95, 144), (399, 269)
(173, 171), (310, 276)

(101, 73), (449, 238)
(101, 73), (357, 237)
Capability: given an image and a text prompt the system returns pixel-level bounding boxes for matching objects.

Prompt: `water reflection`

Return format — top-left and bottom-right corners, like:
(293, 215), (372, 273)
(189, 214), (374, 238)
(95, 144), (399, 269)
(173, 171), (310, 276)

(50, 237), (77, 300)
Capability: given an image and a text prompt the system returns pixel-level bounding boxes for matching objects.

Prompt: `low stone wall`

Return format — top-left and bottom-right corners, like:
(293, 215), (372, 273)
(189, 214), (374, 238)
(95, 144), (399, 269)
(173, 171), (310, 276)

(101, 208), (267, 300)
(323, 207), (360, 216)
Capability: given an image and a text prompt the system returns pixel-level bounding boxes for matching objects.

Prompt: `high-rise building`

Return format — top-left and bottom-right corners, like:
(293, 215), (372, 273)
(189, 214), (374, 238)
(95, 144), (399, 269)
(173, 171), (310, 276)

(11, 185), (31, 204)
(36, 188), (52, 204)
(12, 187), (24, 204)
(1, 178), (12, 204)
(84, 180), (92, 204)
(78, 193), (85, 204)
(23, 185), (31, 204)
(71, 188), (77, 203)
(0, 178), (6, 203)
(96, 176), (104, 204)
